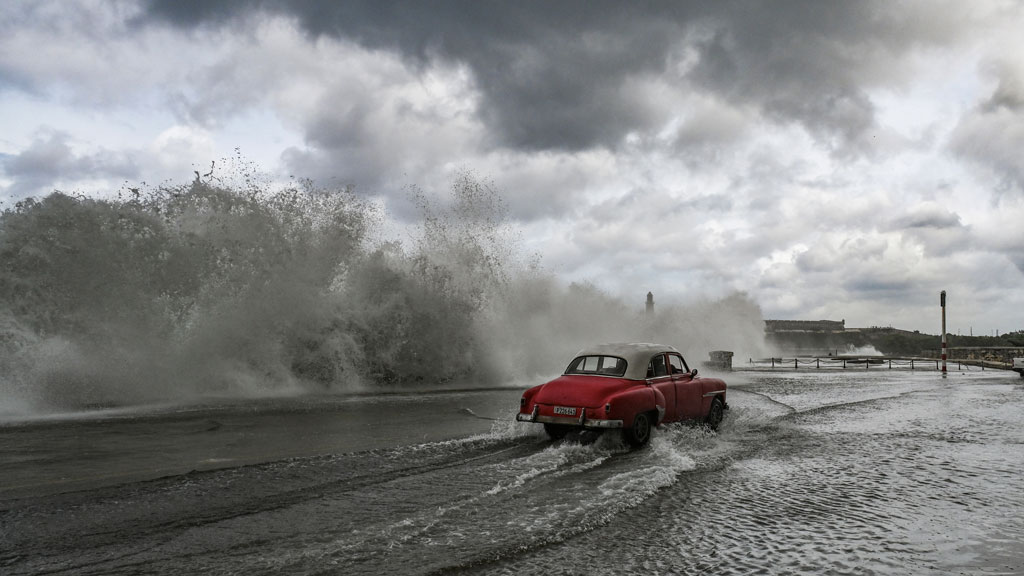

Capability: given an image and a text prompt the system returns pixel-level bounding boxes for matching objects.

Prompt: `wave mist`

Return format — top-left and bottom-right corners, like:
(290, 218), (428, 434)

(0, 169), (765, 415)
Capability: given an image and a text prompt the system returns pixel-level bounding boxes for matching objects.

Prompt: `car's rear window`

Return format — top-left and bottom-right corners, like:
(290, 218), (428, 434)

(565, 355), (627, 377)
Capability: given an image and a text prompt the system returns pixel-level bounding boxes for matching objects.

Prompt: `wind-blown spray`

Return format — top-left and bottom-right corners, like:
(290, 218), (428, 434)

(0, 167), (767, 415)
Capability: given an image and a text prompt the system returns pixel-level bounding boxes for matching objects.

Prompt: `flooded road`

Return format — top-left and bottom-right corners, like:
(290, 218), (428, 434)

(2, 371), (1023, 575)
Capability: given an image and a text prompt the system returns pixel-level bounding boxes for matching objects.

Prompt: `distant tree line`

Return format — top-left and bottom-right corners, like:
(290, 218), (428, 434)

(768, 328), (1024, 357)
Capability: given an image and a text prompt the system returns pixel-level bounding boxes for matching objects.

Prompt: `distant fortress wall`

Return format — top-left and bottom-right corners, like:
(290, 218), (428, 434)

(765, 319), (846, 333)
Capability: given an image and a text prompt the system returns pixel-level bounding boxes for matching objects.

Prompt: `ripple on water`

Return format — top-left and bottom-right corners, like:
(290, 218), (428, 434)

(473, 374), (1024, 576)
(5, 373), (1021, 575)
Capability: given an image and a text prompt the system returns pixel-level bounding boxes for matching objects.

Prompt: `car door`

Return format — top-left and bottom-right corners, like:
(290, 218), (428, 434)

(669, 353), (702, 420)
(646, 353), (676, 422)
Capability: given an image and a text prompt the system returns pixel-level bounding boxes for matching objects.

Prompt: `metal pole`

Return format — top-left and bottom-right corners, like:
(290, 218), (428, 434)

(941, 291), (947, 375)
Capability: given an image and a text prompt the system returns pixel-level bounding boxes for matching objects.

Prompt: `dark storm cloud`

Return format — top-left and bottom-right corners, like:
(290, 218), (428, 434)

(137, 0), (963, 154)
(682, 1), (957, 157)
(139, 0), (692, 151)
(0, 130), (138, 197)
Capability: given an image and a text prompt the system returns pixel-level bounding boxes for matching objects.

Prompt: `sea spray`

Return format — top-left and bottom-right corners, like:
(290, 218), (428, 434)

(0, 168), (768, 415)
(0, 178), (372, 409)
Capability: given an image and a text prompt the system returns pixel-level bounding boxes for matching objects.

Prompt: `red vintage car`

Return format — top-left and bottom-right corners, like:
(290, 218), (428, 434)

(516, 343), (728, 446)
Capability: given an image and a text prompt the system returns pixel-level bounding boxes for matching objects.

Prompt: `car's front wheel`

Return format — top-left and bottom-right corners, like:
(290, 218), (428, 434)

(705, 397), (725, 431)
(623, 412), (652, 446)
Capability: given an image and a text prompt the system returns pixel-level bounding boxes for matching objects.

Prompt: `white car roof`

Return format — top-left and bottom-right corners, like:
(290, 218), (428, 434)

(570, 342), (683, 380)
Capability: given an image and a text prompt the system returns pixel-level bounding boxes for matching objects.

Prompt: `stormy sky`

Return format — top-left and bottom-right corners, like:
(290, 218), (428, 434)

(2, 0), (1023, 334)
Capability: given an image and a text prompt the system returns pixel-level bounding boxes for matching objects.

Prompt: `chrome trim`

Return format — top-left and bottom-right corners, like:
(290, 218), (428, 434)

(584, 418), (623, 429)
(517, 413), (624, 429)
(702, 390), (725, 397)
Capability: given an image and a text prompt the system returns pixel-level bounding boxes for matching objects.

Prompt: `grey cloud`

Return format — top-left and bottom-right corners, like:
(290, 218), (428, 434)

(587, 187), (733, 233)
(689, 28), (876, 156)
(278, 74), (479, 205)
(0, 68), (35, 95)
(893, 206), (963, 230)
(672, 105), (749, 153)
(981, 61), (1024, 113)
(1, 2), (163, 106)
(847, 277), (910, 294)
(137, 0), (963, 154)
(794, 250), (832, 274)
(285, 99), (371, 183)
(687, 2), (965, 158)
(843, 276), (916, 302)
(139, 0), (690, 151)
(795, 235), (887, 274)
(675, 193), (733, 214)
(951, 113), (1024, 193)
(495, 159), (605, 222)
(0, 129), (139, 197)
(1010, 253), (1024, 276)
(950, 60), (1024, 193)
(991, 228), (1024, 277)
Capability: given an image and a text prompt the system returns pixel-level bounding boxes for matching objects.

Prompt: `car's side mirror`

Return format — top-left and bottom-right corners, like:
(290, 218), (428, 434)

(690, 368), (699, 377)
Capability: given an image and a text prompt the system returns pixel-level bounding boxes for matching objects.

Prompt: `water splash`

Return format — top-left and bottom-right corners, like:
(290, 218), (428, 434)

(0, 165), (767, 415)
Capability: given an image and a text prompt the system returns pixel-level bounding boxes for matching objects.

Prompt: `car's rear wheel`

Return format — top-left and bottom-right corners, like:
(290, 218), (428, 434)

(544, 423), (572, 440)
(623, 412), (652, 446)
(705, 397), (725, 431)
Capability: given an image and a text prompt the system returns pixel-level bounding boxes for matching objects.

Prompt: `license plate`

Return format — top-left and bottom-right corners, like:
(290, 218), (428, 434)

(553, 406), (576, 416)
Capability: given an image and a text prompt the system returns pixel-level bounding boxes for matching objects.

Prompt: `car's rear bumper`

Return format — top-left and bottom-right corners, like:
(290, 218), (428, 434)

(515, 410), (624, 429)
